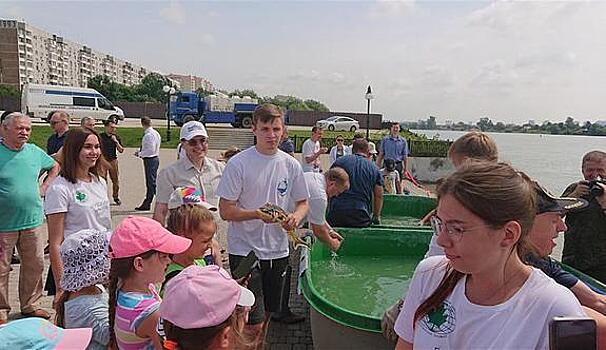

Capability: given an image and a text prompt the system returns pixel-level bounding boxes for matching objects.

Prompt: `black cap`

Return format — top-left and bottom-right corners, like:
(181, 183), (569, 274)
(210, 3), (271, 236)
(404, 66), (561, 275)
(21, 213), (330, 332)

(534, 182), (588, 214)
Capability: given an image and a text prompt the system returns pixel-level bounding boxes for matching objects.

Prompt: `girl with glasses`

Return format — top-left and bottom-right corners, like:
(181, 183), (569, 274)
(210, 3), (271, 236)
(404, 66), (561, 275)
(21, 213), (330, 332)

(394, 161), (585, 349)
(329, 135), (351, 166)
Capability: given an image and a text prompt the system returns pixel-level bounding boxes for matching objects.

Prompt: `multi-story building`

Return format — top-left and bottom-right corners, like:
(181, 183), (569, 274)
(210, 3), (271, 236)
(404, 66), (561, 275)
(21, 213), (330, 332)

(166, 73), (214, 92)
(0, 19), (152, 89)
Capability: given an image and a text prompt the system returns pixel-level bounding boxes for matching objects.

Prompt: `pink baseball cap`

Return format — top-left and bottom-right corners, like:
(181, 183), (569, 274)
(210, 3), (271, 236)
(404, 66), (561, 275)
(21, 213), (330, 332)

(110, 216), (192, 259)
(160, 265), (255, 328)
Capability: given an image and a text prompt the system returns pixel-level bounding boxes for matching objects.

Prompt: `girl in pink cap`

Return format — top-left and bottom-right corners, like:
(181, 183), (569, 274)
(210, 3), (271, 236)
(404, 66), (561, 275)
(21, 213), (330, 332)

(160, 265), (255, 350)
(108, 216), (191, 350)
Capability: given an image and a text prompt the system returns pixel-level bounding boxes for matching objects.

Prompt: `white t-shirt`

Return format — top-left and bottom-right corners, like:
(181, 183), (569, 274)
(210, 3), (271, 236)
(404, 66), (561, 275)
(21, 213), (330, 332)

(394, 256), (585, 350)
(44, 175), (112, 236)
(288, 172), (328, 226)
(216, 147), (309, 259)
(301, 138), (320, 173)
(381, 169), (400, 194)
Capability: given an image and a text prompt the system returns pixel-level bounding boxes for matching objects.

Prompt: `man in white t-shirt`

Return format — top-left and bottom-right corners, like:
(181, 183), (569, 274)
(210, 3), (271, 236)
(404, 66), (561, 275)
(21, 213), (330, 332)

(301, 126), (327, 173)
(217, 104), (309, 346)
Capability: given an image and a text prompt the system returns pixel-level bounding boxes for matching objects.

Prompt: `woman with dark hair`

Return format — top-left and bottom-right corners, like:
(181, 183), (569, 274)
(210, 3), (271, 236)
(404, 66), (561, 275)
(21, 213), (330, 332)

(44, 127), (112, 305)
(394, 162), (585, 349)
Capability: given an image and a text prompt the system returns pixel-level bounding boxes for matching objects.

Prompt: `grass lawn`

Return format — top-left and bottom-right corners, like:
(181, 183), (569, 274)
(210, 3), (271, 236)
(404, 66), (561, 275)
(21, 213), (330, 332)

(29, 125), (182, 150)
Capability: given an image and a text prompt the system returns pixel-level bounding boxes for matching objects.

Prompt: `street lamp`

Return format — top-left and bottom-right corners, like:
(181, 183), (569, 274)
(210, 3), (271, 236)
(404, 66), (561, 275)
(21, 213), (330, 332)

(163, 85), (176, 141)
(365, 85), (374, 140)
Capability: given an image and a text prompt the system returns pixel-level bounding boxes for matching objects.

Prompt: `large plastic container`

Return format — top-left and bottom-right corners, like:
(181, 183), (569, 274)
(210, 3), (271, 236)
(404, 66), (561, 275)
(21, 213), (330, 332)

(376, 194), (437, 229)
(301, 227), (432, 349)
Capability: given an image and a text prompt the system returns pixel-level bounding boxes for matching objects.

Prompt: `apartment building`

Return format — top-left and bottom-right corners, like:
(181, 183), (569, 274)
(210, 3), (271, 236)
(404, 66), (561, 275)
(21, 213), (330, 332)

(0, 19), (150, 89)
(166, 73), (214, 92)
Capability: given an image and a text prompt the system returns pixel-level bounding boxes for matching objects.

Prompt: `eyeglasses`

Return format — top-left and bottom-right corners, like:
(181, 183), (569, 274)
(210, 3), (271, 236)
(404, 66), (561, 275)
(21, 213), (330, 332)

(430, 216), (478, 242)
(187, 137), (208, 146)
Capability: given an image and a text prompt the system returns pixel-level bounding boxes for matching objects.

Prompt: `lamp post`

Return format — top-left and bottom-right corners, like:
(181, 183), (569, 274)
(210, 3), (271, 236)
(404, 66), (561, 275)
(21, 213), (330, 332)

(163, 85), (176, 141)
(365, 85), (374, 140)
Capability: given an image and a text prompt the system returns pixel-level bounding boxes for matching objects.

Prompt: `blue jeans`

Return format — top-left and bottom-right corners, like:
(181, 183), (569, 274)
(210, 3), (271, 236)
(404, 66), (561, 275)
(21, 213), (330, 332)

(143, 157), (159, 203)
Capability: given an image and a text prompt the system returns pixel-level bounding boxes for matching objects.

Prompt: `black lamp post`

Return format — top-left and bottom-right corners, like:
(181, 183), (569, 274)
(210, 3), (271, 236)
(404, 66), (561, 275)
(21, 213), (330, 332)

(365, 85), (374, 140)
(163, 85), (176, 142)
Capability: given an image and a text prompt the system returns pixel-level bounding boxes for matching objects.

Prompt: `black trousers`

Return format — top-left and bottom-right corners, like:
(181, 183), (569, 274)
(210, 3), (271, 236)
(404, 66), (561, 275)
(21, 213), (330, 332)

(143, 157), (159, 203)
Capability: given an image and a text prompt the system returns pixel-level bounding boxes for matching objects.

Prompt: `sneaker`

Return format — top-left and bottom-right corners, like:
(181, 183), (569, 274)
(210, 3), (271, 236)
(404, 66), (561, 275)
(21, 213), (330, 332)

(135, 204), (151, 211)
(271, 310), (306, 324)
(114, 198), (122, 206)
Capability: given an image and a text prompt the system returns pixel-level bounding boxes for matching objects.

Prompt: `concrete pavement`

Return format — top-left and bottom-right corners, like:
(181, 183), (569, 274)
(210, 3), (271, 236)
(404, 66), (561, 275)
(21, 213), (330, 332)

(6, 146), (314, 349)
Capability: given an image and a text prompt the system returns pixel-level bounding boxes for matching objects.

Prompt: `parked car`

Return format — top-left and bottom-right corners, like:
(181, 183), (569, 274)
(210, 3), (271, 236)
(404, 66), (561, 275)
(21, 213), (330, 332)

(316, 116), (359, 131)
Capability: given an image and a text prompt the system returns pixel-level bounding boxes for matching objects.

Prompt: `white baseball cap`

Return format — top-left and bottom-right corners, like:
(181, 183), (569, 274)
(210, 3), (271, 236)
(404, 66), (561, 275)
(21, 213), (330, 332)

(180, 121), (208, 141)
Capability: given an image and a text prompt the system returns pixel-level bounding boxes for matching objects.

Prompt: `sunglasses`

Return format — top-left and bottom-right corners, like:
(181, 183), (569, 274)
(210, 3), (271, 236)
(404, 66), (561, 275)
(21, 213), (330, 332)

(187, 137), (208, 146)
(336, 139), (344, 142)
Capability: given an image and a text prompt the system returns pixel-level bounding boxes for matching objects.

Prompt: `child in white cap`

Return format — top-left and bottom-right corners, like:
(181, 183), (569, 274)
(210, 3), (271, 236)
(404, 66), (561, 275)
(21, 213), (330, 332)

(55, 229), (110, 350)
(160, 265), (255, 350)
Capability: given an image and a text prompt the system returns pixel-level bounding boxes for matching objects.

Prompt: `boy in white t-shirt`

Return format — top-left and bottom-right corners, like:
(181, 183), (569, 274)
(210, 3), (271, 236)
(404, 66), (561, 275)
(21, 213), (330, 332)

(301, 126), (327, 173)
(216, 104), (309, 347)
(381, 159), (402, 194)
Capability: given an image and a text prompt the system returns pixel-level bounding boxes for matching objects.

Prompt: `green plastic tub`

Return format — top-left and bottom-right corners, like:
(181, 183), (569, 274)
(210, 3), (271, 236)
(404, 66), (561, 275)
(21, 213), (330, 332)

(301, 227), (432, 349)
(375, 194), (437, 229)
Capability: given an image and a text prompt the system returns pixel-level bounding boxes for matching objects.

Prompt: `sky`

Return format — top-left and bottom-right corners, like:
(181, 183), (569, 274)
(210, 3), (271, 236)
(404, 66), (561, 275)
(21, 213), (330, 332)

(2, 1), (606, 124)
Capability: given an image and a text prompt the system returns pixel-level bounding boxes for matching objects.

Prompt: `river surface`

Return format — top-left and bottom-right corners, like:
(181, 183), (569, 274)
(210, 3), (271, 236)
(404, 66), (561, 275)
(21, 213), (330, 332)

(411, 130), (606, 260)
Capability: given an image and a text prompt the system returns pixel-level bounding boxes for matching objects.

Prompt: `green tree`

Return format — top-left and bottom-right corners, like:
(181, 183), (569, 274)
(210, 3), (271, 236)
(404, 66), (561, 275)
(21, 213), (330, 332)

(476, 117), (494, 132)
(135, 73), (172, 103)
(0, 85), (20, 98)
(304, 99), (329, 112)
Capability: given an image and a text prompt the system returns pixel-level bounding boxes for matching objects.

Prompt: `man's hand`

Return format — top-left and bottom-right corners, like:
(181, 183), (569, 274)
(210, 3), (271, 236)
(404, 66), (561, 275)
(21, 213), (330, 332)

(372, 215), (381, 225)
(111, 134), (119, 143)
(570, 181), (590, 198)
(328, 237), (342, 252)
(282, 213), (301, 232)
(319, 147), (328, 154)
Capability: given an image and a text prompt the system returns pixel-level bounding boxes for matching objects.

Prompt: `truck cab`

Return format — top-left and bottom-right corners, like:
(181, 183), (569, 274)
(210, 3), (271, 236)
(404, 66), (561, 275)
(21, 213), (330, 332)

(170, 91), (202, 126)
(170, 91), (258, 128)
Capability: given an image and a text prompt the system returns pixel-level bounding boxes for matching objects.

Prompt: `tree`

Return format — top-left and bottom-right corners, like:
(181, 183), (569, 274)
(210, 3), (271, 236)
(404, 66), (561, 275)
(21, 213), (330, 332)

(0, 85), (20, 98)
(476, 117), (494, 132)
(135, 73), (172, 103)
(303, 99), (329, 112)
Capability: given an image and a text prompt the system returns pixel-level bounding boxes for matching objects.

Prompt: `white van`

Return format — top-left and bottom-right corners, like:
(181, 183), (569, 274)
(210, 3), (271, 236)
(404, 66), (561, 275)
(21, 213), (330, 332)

(21, 83), (125, 122)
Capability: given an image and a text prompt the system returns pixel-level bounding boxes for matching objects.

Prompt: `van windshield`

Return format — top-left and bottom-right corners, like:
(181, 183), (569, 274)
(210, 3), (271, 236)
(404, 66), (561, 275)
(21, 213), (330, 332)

(98, 98), (114, 110)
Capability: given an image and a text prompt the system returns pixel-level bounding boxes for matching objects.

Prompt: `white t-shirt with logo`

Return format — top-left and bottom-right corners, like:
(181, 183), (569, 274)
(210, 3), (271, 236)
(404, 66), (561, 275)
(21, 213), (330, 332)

(394, 256), (585, 350)
(217, 147), (309, 259)
(301, 138), (320, 173)
(44, 175), (112, 237)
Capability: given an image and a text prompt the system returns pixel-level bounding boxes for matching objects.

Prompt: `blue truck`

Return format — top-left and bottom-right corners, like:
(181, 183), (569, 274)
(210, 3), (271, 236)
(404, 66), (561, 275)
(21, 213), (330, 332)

(169, 91), (258, 128)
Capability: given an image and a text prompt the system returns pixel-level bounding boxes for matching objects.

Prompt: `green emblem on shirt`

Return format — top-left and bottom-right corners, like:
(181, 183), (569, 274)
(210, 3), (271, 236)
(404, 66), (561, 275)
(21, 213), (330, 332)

(75, 191), (87, 202)
(420, 300), (456, 337)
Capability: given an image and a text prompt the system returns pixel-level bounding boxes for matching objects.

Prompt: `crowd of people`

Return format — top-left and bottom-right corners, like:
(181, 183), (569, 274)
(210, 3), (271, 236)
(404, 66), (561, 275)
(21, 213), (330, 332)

(1, 105), (606, 349)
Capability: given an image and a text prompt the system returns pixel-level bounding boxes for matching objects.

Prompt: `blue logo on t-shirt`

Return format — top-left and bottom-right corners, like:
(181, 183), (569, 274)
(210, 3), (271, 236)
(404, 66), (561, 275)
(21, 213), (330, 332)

(277, 179), (288, 197)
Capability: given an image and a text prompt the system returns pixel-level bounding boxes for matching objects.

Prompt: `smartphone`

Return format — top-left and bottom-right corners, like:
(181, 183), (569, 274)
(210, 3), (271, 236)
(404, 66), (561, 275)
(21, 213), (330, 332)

(232, 251), (259, 280)
(549, 317), (596, 350)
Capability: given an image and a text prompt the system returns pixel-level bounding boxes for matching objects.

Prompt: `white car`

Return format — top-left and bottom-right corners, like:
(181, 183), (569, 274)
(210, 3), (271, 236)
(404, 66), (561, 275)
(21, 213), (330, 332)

(316, 116), (359, 131)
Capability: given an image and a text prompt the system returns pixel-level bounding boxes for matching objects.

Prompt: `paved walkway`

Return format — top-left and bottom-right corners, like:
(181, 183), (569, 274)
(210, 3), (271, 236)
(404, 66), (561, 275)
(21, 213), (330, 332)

(7, 146), (314, 348)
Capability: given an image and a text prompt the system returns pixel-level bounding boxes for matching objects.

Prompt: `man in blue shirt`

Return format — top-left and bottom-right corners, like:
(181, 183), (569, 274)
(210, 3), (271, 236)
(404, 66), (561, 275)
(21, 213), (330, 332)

(327, 139), (383, 227)
(376, 122), (409, 182)
(46, 111), (69, 156)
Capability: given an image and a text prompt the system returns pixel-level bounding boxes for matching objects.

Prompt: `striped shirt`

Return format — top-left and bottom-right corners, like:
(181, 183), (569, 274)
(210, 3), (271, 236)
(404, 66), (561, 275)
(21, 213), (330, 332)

(114, 290), (160, 350)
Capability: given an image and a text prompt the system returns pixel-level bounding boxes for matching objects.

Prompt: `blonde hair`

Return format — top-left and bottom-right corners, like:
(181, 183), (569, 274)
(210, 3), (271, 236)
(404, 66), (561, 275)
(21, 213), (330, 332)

(448, 131), (498, 162)
(166, 205), (216, 238)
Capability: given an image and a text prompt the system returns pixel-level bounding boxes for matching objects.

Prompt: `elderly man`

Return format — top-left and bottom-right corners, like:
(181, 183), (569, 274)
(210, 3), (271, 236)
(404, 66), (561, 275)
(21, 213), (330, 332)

(135, 116), (161, 211)
(327, 138), (384, 227)
(376, 122), (409, 182)
(46, 111), (69, 156)
(562, 151), (606, 282)
(0, 113), (59, 323)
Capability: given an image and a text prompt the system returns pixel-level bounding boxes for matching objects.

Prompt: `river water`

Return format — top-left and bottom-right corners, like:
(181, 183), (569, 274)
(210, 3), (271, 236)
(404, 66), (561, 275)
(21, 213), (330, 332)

(411, 130), (606, 259)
